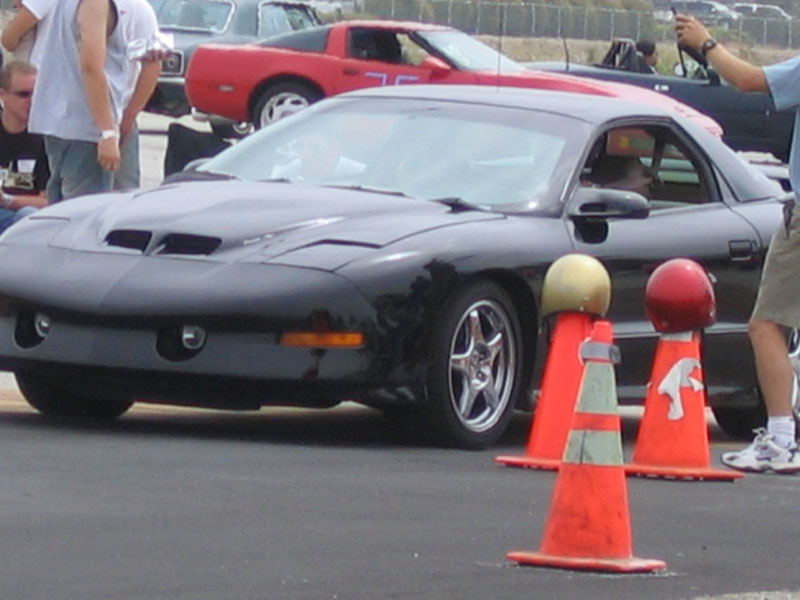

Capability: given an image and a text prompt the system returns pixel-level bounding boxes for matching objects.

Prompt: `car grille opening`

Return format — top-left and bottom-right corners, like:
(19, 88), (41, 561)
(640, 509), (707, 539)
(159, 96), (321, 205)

(156, 233), (222, 255)
(105, 229), (152, 252)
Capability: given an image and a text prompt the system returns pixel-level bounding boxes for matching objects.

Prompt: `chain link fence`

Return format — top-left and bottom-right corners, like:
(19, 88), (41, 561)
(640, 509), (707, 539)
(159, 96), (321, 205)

(361, 0), (798, 48)
(0, 0), (794, 49)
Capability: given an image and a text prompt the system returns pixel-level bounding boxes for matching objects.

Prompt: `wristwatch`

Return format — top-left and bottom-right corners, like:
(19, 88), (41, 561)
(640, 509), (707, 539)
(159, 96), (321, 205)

(701, 38), (718, 55)
(100, 129), (119, 140)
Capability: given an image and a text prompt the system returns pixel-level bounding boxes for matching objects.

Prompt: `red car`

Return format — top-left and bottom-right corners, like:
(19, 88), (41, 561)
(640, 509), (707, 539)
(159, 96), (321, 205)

(186, 20), (722, 136)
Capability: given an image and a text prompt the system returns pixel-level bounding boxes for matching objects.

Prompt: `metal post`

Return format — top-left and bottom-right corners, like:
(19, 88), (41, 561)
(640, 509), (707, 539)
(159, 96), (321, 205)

(557, 5), (562, 38)
(584, 6), (589, 40)
(610, 9), (615, 40)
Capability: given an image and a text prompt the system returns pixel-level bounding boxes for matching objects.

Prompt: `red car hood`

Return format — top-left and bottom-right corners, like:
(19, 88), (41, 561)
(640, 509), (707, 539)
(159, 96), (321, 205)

(494, 69), (724, 137)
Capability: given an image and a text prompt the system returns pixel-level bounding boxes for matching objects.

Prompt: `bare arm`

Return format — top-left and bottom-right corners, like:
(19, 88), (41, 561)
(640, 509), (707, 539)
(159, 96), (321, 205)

(76, 0), (120, 171)
(675, 14), (768, 93)
(120, 59), (161, 140)
(1, 6), (38, 52)
(6, 191), (48, 209)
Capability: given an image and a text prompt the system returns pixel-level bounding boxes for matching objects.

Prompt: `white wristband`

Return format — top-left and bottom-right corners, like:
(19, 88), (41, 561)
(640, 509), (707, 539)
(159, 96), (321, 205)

(100, 129), (119, 140)
(1, 192), (14, 208)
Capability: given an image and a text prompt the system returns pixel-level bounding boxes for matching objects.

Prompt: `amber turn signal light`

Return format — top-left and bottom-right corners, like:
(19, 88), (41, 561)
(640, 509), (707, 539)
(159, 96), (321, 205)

(279, 331), (364, 348)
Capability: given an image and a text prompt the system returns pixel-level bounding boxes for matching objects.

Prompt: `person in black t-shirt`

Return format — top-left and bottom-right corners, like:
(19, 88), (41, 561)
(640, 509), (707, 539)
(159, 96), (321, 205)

(0, 59), (48, 232)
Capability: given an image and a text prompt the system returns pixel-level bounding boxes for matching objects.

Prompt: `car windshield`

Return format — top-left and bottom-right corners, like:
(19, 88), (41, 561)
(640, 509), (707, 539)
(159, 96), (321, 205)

(417, 30), (526, 73)
(146, 0), (234, 33)
(199, 96), (588, 212)
(259, 4), (318, 37)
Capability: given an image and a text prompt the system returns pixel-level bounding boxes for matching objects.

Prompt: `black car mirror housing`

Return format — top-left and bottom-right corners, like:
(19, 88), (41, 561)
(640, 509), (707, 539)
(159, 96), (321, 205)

(568, 186), (651, 220)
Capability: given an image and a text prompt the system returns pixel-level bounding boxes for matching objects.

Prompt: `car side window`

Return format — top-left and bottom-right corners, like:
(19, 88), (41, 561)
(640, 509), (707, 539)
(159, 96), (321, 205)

(348, 29), (403, 63)
(581, 126), (713, 210)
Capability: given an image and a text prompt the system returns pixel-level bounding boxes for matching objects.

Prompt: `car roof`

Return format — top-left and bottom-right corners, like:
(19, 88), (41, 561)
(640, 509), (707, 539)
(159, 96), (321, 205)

(340, 84), (675, 124)
(259, 18), (453, 48)
(332, 19), (454, 32)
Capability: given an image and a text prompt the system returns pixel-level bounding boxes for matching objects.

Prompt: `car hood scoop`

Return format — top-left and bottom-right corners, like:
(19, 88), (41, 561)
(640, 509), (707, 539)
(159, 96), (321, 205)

(51, 181), (500, 259)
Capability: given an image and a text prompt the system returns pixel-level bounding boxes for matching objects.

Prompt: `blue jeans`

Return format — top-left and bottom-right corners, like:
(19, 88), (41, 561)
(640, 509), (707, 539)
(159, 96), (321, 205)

(0, 206), (38, 234)
(44, 136), (114, 203)
(115, 124), (140, 191)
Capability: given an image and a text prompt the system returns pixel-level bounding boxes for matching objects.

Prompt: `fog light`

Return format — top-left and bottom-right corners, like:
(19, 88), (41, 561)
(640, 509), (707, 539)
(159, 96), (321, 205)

(15, 310), (50, 349)
(34, 313), (51, 338)
(181, 325), (206, 351)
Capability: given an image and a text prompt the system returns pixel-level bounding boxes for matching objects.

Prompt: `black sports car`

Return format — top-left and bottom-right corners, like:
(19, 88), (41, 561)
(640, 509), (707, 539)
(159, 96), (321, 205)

(0, 85), (787, 448)
(529, 38), (794, 161)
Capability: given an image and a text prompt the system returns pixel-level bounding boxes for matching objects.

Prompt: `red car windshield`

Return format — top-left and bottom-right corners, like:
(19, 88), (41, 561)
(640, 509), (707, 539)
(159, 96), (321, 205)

(418, 30), (527, 73)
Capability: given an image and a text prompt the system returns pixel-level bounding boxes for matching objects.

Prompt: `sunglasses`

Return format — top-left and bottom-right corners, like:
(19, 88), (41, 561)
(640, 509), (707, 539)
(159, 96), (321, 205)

(5, 90), (33, 99)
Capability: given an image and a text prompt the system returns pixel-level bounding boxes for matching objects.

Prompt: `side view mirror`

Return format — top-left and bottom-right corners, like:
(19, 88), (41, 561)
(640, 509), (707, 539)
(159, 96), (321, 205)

(568, 186), (650, 220)
(421, 56), (452, 76)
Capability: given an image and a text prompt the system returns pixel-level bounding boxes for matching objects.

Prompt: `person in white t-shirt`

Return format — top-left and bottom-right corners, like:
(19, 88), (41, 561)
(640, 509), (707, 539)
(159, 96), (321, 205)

(114, 0), (164, 189)
(0, 0), (55, 66)
(1, 0), (164, 191)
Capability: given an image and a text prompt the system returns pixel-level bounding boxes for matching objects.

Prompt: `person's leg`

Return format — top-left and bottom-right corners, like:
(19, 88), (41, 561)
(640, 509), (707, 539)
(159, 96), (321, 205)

(58, 139), (114, 201)
(115, 123), (140, 191)
(0, 206), (37, 235)
(750, 318), (793, 418)
(0, 208), (19, 235)
(43, 136), (66, 203)
(722, 205), (800, 473)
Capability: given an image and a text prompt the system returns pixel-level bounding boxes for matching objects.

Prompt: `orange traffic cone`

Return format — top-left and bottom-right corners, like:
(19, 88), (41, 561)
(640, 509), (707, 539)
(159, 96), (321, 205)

(508, 321), (666, 573)
(626, 331), (743, 481)
(495, 311), (594, 470)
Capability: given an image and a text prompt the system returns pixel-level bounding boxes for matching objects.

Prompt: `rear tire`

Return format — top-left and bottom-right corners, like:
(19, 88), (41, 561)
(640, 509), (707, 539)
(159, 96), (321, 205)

(711, 402), (765, 440)
(251, 81), (322, 129)
(210, 120), (251, 140)
(16, 372), (133, 419)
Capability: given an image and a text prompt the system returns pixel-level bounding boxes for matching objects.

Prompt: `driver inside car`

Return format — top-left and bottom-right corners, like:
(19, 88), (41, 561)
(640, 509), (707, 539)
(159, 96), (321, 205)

(582, 154), (654, 198)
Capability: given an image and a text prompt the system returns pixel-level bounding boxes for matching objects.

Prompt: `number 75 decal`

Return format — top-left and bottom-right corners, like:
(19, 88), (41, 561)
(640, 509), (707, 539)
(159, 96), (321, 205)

(365, 72), (421, 85)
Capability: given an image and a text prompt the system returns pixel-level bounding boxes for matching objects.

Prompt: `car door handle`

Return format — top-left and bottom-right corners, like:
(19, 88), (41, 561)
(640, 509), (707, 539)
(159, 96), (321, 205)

(343, 68), (360, 76)
(729, 239), (755, 261)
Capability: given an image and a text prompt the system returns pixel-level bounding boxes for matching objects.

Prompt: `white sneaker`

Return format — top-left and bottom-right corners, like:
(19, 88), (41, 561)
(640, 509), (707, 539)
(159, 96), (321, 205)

(721, 428), (800, 474)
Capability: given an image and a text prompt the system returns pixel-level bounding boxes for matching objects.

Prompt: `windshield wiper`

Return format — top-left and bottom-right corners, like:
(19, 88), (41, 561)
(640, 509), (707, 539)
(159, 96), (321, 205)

(163, 170), (239, 184)
(321, 184), (413, 197)
(431, 197), (486, 212)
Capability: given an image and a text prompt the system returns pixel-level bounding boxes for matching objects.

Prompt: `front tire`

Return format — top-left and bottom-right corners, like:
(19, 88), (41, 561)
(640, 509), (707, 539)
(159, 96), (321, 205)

(251, 81), (322, 129)
(16, 372), (133, 419)
(711, 327), (800, 439)
(424, 281), (523, 449)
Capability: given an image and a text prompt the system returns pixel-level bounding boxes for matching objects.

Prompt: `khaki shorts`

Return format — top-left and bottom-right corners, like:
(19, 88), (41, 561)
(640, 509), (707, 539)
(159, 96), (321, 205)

(751, 202), (800, 327)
